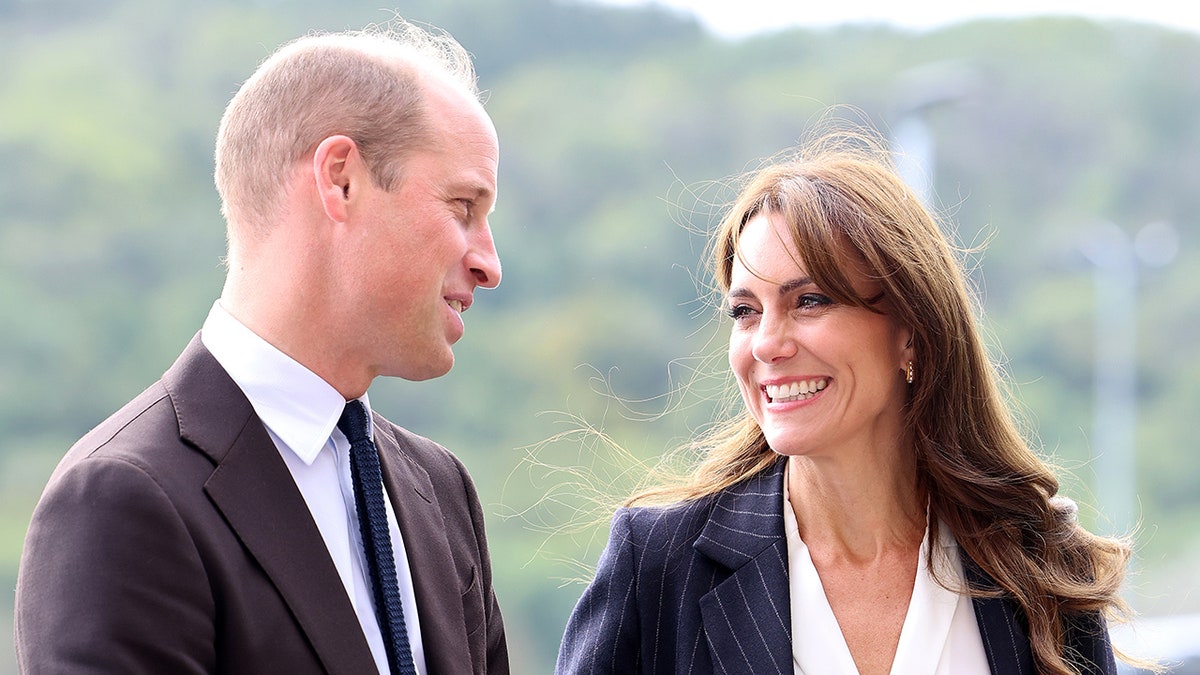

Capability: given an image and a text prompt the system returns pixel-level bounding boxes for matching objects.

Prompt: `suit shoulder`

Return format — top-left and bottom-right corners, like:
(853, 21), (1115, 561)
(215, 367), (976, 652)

(612, 496), (717, 559)
(372, 415), (474, 487)
(621, 496), (715, 529)
(46, 378), (221, 503)
(58, 380), (183, 468)
(374, 416), (456, 462)
(376, 417), (450, 456)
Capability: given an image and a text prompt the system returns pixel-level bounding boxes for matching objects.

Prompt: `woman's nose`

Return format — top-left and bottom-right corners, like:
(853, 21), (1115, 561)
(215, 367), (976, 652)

(751, 311), (797, 364)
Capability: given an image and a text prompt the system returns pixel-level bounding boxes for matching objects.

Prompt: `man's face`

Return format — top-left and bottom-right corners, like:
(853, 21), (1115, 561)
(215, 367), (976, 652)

(350, 84), (501, 382)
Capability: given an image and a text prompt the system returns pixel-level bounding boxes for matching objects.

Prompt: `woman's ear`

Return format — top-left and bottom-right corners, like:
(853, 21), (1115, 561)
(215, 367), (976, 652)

(899, 326), (915, 371)
(312, 135), (359, 224)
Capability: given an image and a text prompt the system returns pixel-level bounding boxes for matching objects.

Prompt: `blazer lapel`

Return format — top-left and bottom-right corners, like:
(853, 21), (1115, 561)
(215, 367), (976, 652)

(963, 555), (1036, 675)
(373, 423), (474, 674)
(165, 336), (377, 675)
(694, 459), (792, 674)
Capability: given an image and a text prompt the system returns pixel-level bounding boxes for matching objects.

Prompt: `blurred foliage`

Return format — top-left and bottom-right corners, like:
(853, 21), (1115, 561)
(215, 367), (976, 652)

(2, 0), (1199, 671)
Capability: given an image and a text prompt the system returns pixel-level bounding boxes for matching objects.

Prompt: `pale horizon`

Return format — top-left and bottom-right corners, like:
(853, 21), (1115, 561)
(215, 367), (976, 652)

(588, 0), (1200, 39)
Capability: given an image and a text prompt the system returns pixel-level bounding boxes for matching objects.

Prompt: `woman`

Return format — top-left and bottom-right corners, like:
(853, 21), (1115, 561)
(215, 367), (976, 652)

(557, 128), (1130, 674)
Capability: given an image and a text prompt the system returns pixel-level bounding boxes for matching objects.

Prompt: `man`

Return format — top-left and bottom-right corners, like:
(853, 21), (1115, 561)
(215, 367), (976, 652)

(15, 20), (508, 674)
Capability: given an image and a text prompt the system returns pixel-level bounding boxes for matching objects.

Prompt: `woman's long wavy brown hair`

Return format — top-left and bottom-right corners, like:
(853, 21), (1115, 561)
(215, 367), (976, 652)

(627, 126), (1131, 675)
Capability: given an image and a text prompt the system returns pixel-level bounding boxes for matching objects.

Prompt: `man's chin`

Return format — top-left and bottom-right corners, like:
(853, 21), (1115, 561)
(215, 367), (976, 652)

(391, 352), (454, 382)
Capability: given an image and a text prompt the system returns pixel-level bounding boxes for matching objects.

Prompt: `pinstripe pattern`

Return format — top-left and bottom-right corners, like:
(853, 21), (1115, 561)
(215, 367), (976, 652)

(557, 457), (1118, 674)
(966, 559), (1119, 675)
(557, 462), (790, 674)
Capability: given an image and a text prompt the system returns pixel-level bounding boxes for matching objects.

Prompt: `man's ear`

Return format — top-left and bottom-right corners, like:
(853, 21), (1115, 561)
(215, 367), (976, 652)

(313, 135), (360, 224)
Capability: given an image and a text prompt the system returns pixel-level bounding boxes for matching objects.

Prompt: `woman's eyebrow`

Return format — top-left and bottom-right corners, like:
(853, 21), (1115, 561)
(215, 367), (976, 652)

(727, 276), (813, 301)
(777, 277), (814, 295)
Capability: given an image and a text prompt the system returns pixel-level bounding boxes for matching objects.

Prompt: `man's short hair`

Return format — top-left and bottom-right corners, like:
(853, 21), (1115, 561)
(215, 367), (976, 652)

(214, 20), (478, 231)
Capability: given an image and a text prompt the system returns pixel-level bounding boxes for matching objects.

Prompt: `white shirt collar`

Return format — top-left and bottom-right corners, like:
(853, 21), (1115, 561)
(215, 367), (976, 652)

(199, 301), (367, 464)
(783, 463), (989, 674)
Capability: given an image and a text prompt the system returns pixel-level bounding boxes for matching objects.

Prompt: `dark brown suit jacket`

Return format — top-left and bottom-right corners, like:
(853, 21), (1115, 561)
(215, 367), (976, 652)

(15, 335), (509, 674)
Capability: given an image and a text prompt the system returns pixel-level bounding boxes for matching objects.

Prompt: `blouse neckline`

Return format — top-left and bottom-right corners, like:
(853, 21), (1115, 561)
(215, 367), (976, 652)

(782, 462), (990, 674)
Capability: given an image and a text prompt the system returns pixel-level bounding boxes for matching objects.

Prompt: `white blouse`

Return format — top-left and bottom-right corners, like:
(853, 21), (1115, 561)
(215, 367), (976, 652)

(783, 479), (991, 674)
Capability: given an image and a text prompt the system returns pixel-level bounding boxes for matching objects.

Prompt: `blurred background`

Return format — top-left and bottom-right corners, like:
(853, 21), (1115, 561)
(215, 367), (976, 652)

(2, 0), (1198, 672)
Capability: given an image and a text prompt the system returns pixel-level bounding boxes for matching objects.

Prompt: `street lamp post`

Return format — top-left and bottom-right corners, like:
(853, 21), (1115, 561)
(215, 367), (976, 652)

(1079, 220), (1177, 536)
(888, 60), (980, 208)
(1080, 222), (1138, 536)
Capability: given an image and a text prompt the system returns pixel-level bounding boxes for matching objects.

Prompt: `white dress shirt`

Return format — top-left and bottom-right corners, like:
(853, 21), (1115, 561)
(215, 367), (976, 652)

(201, 301), (426, 675)
(784, 471), (989, 674)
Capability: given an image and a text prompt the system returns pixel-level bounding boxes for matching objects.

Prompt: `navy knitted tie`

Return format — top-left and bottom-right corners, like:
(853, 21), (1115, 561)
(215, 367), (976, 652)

(338, 400), (417, 675)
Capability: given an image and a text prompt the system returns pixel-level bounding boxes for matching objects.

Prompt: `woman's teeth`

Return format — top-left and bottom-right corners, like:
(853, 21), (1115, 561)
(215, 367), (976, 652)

(765, 379), (827, 403)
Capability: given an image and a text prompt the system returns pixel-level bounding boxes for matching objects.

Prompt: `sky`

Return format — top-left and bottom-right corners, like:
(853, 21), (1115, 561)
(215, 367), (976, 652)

(591, 0), (1200, 39)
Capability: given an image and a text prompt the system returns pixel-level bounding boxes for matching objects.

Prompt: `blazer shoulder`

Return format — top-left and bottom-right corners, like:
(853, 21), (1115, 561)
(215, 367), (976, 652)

(617, 458), (785, 564)
(61, 335), (255, 476)
(609, 495), (719, 565)
(51, 380), (195, 479)
(372, 415), (470, 485)
(375, 416), (453, 459)
(77, 380), (172, 447)
(622, 495), (716, 530)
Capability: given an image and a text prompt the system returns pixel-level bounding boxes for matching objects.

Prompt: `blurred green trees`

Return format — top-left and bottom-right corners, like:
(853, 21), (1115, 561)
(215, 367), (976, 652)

(2, 1), (1198, 671)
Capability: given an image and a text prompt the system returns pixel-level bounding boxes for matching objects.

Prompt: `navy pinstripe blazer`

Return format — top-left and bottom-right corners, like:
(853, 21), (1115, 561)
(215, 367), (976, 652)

(557, 457), (1116, 674)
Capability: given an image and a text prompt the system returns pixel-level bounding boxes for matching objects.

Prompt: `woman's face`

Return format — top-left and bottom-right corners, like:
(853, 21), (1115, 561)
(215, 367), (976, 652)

(726, 212), (912, 459)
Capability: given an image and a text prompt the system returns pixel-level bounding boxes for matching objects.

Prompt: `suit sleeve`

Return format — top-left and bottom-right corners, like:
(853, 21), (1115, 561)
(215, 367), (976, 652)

(556, 508), (642, 675)
(15, 455), (215, 674)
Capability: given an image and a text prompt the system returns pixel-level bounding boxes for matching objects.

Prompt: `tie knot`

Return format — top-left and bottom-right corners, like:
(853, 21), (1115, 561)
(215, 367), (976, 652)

(338, 399), (372, 445)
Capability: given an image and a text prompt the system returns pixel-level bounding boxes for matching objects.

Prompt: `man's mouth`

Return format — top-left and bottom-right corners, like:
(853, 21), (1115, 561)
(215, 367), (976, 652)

(764, 378), (828, 403)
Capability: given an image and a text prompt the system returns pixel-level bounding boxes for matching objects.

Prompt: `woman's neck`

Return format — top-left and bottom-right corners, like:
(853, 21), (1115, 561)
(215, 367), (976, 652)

(786, 448), (925, 562)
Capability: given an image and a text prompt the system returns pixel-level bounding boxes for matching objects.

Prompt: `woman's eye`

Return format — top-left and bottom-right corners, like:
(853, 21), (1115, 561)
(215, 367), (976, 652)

(797, 293), (833, 310)
(727, 304), (758, 320)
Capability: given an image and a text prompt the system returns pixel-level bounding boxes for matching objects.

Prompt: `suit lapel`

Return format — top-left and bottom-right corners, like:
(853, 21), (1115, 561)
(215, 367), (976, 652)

(373, 422), (473, 674)
(164, 336), (377, 675)
(963, 555), (1036, 675)
(694, 459), (792, 674)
